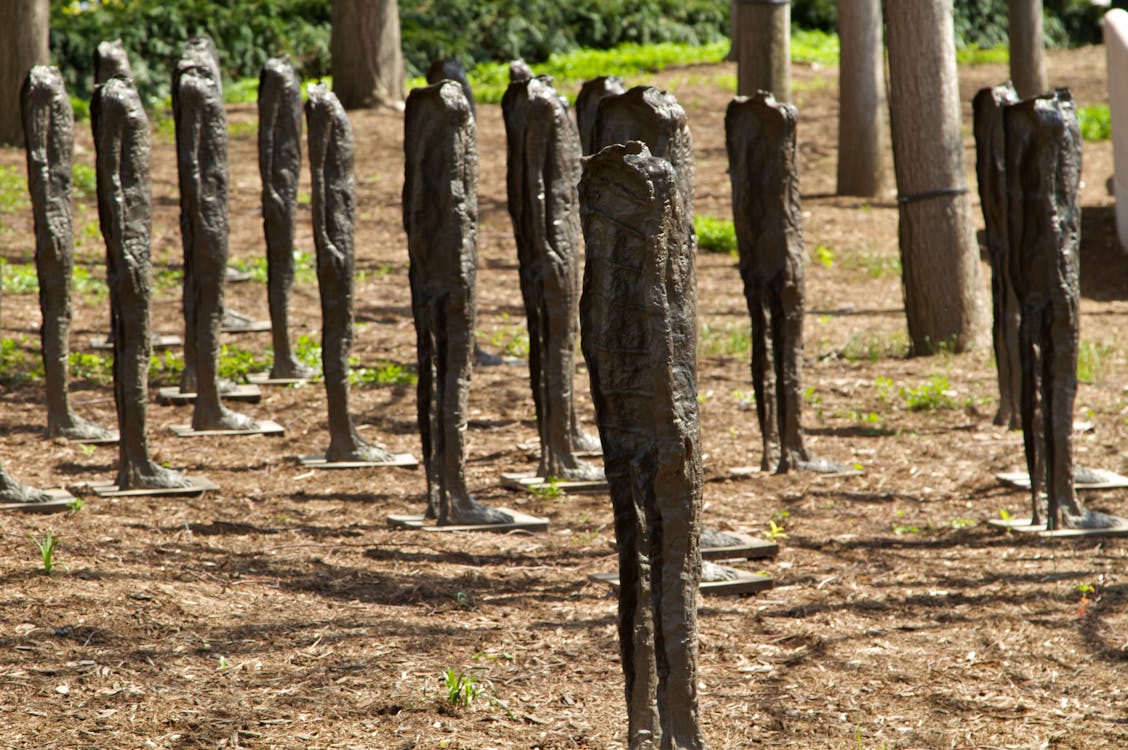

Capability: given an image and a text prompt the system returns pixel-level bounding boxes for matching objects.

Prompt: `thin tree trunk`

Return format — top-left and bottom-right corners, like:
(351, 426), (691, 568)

(885, 0), (987, 354)
(1008, 0), (1047, 98)
(0, 0), (49, 146)
(331, 0), (405, 110)
(735, 0), (790, 102)
(836, 0), (885, 196)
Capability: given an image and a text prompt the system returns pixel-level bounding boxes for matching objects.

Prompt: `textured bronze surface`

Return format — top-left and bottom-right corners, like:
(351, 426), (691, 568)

(580, 141), (705, 750)
(22, 65), (113, 441)
(403, 81), (512, 526)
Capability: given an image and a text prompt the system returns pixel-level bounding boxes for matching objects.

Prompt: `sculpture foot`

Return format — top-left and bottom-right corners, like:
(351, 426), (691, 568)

(700, 527), (748, 549)
(326, 440), (395, 464)
(442, 498), (514, 526)
(270, 357), (315, 381)
(0, 475), (54, 504)
(49, 415), (115, 442)
(119, 463), (193, 491)
(790, 456), (853, 475)
(1062, 509), (1127, 530)
(992, 407), (1010, 427)
(572, 428), (601, 453)
(473, 344), (504, 367)
(547, 457), (605, 482)
(192, 407), (261, 432)
(701, 561), (740, 582)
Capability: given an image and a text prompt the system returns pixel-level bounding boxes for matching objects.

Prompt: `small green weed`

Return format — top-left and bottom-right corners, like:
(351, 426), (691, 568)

(0, 260), (39, 294)
(901, 374), (960, 411)
(0, 166), (29, 212)
(1078, 105), (1111, 142)
(733, 390), (755, 410)
(350, 362), (417, 386)
(531, 476), (563, 499)
(998, 508), (1014, 522)
(813, 244), (835, 269)
(443, 668), (483, 708)
(956, 44), (1009, 65)
(67, 496), (86, 513)
(31, 532), (59, 575)
(484, 316), (530, 359)
(893, 524), (923, 535)
(1077, 339), (1115, 384)
(698, 321), (751, 358)
(949, 518), (975, 529)
(72, 163), (97, 199)
(0, 337), (36, 383)
(695, 215), (737, 255)
(842, 246), (901, 279)
(148, 350), (185, 385)
(218, 345), (271, 381)
(68, 351), (113, 383)
(837, 330), (909, 363)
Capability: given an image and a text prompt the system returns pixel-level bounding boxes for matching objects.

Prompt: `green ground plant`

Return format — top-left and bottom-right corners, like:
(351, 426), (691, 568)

(698, 321), (751, 358)
(900, 374), (962, 411)
(696, 215), (737, 256)
(31, 533), (59, 575)
(443, 668), (483, 708)
(350, 362), (418, 387)
(1078, 105), (1111, 141)
(1077, 339), (1115, 384)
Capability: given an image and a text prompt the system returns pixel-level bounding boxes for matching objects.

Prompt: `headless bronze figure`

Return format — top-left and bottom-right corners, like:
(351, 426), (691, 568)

(92, 76), (191, 490)
(575, 75), (626, 156)
(580, 141), (706, 750)
(425, 59), (476, 117)
(501, 74), (601, 481)
(974, 83), (1022, 429)
(21, 66), (113, 441)
(1005, 91), (1123, 530)
(173, 38), (261, 431)
(403, 81), (512, 525)
(726, 92), (843, 474)
(306, 84), (395, 462)
(259, 56), (314, 381)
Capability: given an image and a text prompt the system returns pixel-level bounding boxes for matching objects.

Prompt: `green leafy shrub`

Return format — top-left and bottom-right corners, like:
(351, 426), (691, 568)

(1078, 105), (1111, 142)
(695, 216), (736, 256)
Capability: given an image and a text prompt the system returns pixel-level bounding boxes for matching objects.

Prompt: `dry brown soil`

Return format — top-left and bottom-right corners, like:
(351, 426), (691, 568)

(0, 46), (1126, 749)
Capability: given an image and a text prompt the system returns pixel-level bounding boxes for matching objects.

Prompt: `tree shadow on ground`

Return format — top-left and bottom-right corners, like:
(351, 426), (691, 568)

(1080, 204), (1128, 301)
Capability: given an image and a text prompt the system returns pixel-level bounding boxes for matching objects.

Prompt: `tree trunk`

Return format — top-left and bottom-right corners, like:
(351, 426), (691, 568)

(1008, 0), (1047, 98)
(735, 0), (790, 102)
(331, 0), (405, 110)
(836, 0), (885, 196)
(0, 0), (49, 146)
(885, 0), (987, 355)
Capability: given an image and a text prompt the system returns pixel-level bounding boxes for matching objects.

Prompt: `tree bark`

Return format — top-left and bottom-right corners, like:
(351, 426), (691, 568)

(0, 0), (49, 146)
(885, 0), (987, 355)
(836, 0), (885, 196)
(1008, 0), (1047, 99)
(331, 0), (405, 110)
(735, 0), (790, 102)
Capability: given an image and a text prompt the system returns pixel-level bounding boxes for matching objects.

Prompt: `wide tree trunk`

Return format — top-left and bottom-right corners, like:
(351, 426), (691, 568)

(836, 0), (885, 196)
(0, 0), (49, 146)
(885, 0), (987, 354)
(331, 0), (405, 110)
(735, 0), (790, 101)
(1008, 0), (1047, 98)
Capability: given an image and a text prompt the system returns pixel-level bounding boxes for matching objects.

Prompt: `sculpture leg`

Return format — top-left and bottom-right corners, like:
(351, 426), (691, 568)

(438, 287), (511, 525)
(991, 259), (1022, 429)
(266, 200), (312, 380)
(190, 259), (257, 431)
(413, 296), (440, 520)
(1018, 306), (1043, 526)
(654, 450), (705, 750)
(774, 270), (808, 472)
(39, 248), (109, 441)
(539, 255), (601, 480)
(745, 279), (778, 471)
(179, 247), (198, 393)
(618, 458), (660, 748)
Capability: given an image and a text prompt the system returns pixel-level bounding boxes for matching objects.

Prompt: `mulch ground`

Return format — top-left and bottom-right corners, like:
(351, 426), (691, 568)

(0, 45), (1125, 749)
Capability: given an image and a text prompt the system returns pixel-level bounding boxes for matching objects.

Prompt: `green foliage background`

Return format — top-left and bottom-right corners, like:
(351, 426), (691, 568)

(49, 0), (1105, 108)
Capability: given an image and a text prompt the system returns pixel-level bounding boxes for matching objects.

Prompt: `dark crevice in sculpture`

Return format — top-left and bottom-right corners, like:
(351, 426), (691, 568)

(94, 39), (133, 85)
(260, 57), (314, 381)
(93, 76), (191, 490)
(580, 141), (705, 750)
(173, 37), (261, 431)
(426, 59), (476, 117)
(1004, 90), (1123, 531)
(403, 81), (512, 526)
(974, 82), (1022, 430)
(726, 92), (843, 475)
(21, 65), (113, 442)
(576, 76), (626, 156)
(307, 84), (392, 462)
(502, 74), (601, 481)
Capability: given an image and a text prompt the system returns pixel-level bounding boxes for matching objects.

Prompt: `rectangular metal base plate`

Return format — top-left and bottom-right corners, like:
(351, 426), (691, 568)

(157, 384), (262, 405)
(169, 420), (284, 438)
(500, 472), (608, 494)
(589, 569), (774, 596)
(996, 468), (1128, 491)
(89, 333), (181, 351)
(987, 517), (1128, 538)
(0, 488), (74, 513)
(86, 476), (219, 497)
(247, 372), (315, 386)
(298, 452), (418, 469)
(387, 509), (548, 533)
